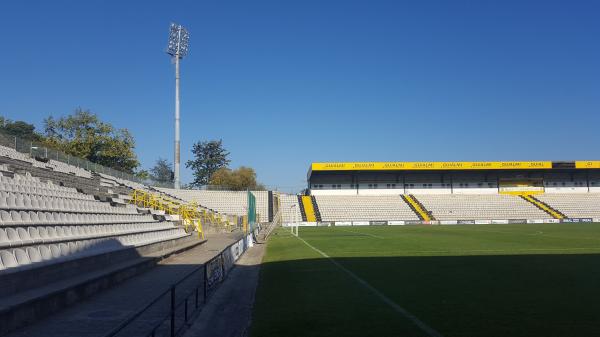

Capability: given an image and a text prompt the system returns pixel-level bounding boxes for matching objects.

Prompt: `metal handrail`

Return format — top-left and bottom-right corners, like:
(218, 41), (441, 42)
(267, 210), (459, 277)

(102, 240), (239, 337)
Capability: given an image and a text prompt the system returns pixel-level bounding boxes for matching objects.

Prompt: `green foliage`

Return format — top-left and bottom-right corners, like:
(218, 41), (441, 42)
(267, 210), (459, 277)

(150, 157), (174, 183)
(135, 169), (150, 180)
(209, 166), (264, 191)
(186, 139), (230, 188)
(43, 108), (139, 173)
(0, 116), (43, 141)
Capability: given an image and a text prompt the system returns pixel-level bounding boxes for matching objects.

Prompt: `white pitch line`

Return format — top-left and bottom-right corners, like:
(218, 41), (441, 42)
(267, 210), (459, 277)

(295, 235), (444, 337)
(336, 227), (385, 239)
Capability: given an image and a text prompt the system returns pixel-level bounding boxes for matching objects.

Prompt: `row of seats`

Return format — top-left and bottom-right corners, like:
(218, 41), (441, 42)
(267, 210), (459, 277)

(0, 193), (139, 214)
(0, 147), (197, 282)
(279, 193), (600, 222)
(157, 188), (270, 223)
(537, 193), (600, 218)
(98, 173), (147, 191)
(0, 210), (156, 226)
(280, 194), (303, 223)
(315, 195), (419, 221)
(0, 228), (187, 273)
(0, 174), (86, 196)
(415, 194), (550, 220)
(0, 222), (175, 248)
(0, 184), (93, 200)
(0, 145), (92, 178)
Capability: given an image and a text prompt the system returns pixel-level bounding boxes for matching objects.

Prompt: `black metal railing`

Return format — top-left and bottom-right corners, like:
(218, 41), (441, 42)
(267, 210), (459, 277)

(102, 238), (248, 337)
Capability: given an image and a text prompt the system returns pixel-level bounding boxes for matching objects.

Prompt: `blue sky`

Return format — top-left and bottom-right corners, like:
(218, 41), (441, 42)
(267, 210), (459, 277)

(0, 0), (598, 192)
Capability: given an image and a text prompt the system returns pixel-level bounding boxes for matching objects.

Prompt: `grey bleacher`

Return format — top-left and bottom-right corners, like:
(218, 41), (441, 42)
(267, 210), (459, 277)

(280, 194), (302, 223)
(157, 188), (270, 223)
(536, 193), (600, 218)
(0, 145), (91, 178)
(415, 194), (550, 220)
(97, 172), (147, 192)
(0, 170), (187, 274)
(0, 144), (140, 199)
(315, 195), (419, 222)
(0, 143), (216, 336)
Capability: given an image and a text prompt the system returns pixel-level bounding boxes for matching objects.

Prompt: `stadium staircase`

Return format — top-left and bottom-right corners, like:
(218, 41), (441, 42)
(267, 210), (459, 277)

(297, 195), (308, 221)
(310, 196), (322, 222)
(401, 195), (434, 221)
(300, 196), (318, 222)
(520, 195), (566, 219)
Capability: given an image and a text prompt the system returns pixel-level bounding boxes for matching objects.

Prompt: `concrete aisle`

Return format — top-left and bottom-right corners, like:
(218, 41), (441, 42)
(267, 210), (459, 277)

(7, 233), (243, 337)
(182, 241), (267, 337)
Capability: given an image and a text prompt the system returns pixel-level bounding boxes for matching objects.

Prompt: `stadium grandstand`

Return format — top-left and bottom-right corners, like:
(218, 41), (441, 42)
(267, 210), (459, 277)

(3, 2), (598, 335)
(0, 138), (262, 336)
(276, 161), (600, 225)
(156, 188), (274, 223)
(2, 132), (600, 337)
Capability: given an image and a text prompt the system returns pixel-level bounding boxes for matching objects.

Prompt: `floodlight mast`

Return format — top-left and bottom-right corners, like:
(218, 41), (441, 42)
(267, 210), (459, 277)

(166, 23), (189, 189)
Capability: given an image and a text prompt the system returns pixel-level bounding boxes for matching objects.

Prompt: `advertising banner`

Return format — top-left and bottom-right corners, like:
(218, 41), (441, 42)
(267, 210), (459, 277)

(222, 248), (235, 275)
(490, 220), (509, 224)
(311, 161), (552, 171)
(457, 220), (475, 224)
(335, 222), (352, 226)
(562, 218), (593, 223)
(575, 161), (600, 169)
(475, 220), (492, 224)
(507, 219), (527, 224)
(370, 221), (388, 226)
(440, 220), (458, 225)
(352, 221), (370, 226)
(388, 221), (406, 225)
(206, 256), (224, 291)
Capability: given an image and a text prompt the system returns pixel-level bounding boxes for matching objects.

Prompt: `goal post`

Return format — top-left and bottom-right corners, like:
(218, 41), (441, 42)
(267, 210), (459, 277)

(290, 224), (299, 237)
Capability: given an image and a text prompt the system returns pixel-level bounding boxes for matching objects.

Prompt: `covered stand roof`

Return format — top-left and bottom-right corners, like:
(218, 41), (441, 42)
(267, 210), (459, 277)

(308, 161), (600, 180)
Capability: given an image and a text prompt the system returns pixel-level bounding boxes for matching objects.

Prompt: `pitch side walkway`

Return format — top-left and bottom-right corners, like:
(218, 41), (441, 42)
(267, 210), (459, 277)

(6, 232), (244, 337)
(182, 241), (267, 337)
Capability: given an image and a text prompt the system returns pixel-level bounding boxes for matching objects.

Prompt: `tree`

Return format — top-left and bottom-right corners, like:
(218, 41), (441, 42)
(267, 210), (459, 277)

(150, 158), (174, 183)
(209, 166), (265, 191)
(135, 169), (150, 180)
(186, 139), (230, 188)
(43, 108), (140, 173)
(0, 116), (43, 141)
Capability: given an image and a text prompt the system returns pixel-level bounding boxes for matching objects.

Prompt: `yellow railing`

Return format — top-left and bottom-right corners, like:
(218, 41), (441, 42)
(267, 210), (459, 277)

(521, 195), (564, 219)
(404, 195), (432, 221)
(130, 189), (207, 239)
(301, 196), (317, 222)
(128, 189), (252, 238)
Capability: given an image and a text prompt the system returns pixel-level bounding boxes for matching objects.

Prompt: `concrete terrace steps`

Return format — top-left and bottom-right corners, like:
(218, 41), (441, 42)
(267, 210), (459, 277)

(4, 232), (244, 337)
(0, 234), (204, 336)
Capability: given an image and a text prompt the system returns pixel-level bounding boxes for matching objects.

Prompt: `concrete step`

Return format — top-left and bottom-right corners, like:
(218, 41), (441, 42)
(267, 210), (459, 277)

(165, 214), (181, 221)
(5, 233), (244, 337)
(0, 235), (204, 336)
(149, 209), (166, 216)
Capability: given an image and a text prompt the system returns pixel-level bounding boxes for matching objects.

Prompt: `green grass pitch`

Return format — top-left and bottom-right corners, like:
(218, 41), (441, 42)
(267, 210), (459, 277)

(250, 223), (600, 337)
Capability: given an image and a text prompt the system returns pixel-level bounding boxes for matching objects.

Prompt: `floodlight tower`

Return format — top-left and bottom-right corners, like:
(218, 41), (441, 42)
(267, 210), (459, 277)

(166, 22), (190, 189)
